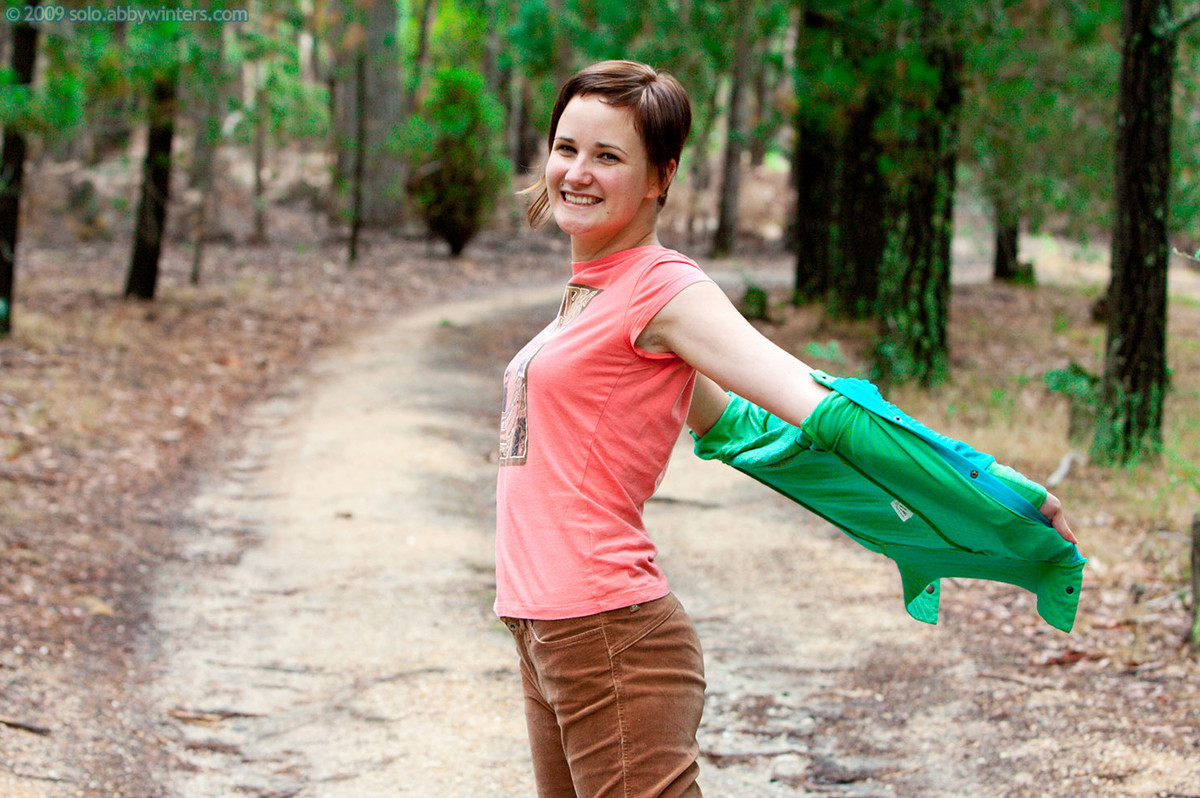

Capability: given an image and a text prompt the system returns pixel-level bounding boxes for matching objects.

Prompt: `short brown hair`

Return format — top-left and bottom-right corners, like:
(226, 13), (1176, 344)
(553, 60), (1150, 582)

(523, 60), (692, 228)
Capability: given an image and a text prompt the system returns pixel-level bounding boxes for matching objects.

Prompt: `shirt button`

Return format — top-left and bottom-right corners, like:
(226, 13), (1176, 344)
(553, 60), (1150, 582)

(969, 470), (979, 478)
(925, 585), (935, 594)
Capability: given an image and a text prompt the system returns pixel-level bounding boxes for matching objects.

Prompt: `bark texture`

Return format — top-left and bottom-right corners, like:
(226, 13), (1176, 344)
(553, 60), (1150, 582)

(0, 2), (38, 334)
(1093, 0), (1175, 463)
(331, 0), (405, 227)
(125, 73), (178, 300)
(875, 29), (962, 387)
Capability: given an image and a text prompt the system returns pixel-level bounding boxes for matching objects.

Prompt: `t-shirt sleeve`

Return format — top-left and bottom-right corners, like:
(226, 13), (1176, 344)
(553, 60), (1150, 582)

(624, 254), (714, 354)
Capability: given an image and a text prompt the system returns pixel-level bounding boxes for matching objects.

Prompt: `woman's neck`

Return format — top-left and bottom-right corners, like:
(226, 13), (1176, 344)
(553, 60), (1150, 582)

(570, 226), (661, 263)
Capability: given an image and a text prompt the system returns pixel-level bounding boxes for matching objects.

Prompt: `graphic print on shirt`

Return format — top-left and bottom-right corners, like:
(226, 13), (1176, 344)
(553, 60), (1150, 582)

(499, 283), (601, 466)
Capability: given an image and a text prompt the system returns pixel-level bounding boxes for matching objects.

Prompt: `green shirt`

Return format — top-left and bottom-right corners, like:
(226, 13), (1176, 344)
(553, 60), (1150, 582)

(692, 371), (1086, 633)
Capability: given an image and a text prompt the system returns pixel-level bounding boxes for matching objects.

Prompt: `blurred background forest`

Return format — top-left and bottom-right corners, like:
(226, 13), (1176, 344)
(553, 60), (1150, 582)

(2, 0), (1200, 789)
(2, 0), (1199, 448)
(2, 0), (1200, 699)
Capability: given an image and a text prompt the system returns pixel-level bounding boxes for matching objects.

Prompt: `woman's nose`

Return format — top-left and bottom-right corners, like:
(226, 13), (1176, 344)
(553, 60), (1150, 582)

(564, 158), (592, 186)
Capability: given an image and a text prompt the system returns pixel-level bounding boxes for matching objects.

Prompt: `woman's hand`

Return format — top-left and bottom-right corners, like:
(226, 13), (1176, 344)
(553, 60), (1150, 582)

(1039, 491), (1078, 545)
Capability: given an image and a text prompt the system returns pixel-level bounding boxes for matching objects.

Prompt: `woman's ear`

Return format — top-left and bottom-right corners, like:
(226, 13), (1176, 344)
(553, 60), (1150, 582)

(663, 159), (678, 192)
(655, 159), (679, 208)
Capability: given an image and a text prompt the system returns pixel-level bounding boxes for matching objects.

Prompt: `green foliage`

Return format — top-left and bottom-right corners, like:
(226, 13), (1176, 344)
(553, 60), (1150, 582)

(1045, 361), (1101, 442)
(804, 340), (845, 366)
(1172, 27), (1200, 241)
(1045, 363), (1098, 398)
(1, 30), (88, 140)
(401, 67), (509, 256)
(509, 0), (558, 69)
(126, 20), (186, 85)
(962, 0), (1121, 235)
(225, 20), (329, 146)
(737, 284), (770, 321)
(0, 74), (34, 128)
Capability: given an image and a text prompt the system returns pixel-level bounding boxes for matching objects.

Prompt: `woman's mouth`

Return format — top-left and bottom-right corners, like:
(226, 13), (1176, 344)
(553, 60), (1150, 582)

(562, 192), (601, 206)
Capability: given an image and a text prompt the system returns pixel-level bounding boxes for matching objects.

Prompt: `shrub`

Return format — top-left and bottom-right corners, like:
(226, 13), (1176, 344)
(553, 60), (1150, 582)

(401, 68), (508, 256)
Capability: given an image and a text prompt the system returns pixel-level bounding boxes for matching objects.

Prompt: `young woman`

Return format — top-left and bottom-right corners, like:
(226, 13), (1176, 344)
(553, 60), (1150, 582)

(495, 60), (1075, 798)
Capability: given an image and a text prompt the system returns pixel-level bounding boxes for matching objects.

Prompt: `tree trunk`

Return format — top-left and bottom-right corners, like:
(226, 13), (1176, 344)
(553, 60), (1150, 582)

(188, 9), (224, 189)
(0, 2), (39, 336)
(1093, 0), (1176, 463)
(330, 0), (405, 227)
(190, 170), (213, 285)
(685, 89), (719, 249)
(993, 199), (1021, 282)
(188, 9), (225, 284)
(405, 0), (439, 117)
(1191, 512), (1200, 650)
(874, 31), (962, 388)
(125, 72), (178, 300)
(831, 90), (885, 318)
(483, 0), (503, 96)
(791, 116), (837, 303)
(712, 14), (754, 258)
(349, 52), (367, 264)
(748, 57), (771, 168)
(251, 70), (268, 245)
(509, 71), (540, 174)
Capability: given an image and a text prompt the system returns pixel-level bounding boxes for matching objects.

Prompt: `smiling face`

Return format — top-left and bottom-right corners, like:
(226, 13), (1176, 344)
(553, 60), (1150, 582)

(546, 95), (672, 262)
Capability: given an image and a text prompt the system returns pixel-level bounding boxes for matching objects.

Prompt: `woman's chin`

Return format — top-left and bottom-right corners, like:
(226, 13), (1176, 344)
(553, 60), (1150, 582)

(552, 211), (603, 239)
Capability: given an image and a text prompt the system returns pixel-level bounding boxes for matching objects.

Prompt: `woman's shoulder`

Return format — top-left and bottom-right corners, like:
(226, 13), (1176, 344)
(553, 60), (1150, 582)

(646, 244), (699, 267)
(625, 246), (710, 298)
(631, 245), (703, 278)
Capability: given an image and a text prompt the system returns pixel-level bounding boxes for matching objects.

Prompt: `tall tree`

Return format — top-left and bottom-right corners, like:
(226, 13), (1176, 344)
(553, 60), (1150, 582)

(791, 114), (838, 301)
(1093, 0), (1197, 462)
(833, 82), (886, 317)
(874, 1), (964, 386)
(712, 2), (755, 258)
(330, 0), (405, 227)
(348, 51), (367, 262)
(991, 196), (1027, 282)
(189, 6), (229, 283)
(790, 8), (841, 303)
(125, 68), (180, 299)
(0, 2), (40, 336)
(787, 6), (890, 315)
(404, 0), (439, 116)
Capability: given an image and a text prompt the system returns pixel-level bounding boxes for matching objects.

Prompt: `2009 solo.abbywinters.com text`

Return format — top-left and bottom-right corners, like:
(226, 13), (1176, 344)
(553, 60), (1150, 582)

(6, 4), (249, 24)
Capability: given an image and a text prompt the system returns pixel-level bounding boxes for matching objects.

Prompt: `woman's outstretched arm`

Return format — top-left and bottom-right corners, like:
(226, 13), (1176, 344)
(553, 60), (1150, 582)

(643, 281), (1077, 544)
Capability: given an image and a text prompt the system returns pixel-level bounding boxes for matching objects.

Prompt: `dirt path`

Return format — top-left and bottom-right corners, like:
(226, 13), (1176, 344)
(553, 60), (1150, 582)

(140, 283), (1198, 797)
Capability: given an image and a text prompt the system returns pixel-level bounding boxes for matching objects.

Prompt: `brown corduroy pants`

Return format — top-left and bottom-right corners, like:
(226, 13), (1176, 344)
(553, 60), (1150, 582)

(503, 593), (707, 798)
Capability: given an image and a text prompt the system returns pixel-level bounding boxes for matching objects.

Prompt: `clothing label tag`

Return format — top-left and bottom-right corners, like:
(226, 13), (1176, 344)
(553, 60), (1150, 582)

(891, 500), (913, 522)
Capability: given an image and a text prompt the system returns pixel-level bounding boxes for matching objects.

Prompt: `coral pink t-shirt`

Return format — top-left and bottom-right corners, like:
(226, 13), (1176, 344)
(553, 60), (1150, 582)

(494, 246), (713, 619)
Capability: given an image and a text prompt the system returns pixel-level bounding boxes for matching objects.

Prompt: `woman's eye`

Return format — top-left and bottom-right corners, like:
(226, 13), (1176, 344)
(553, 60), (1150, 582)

(598, 152), (619, 163)
(555, 143), (576, 155)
